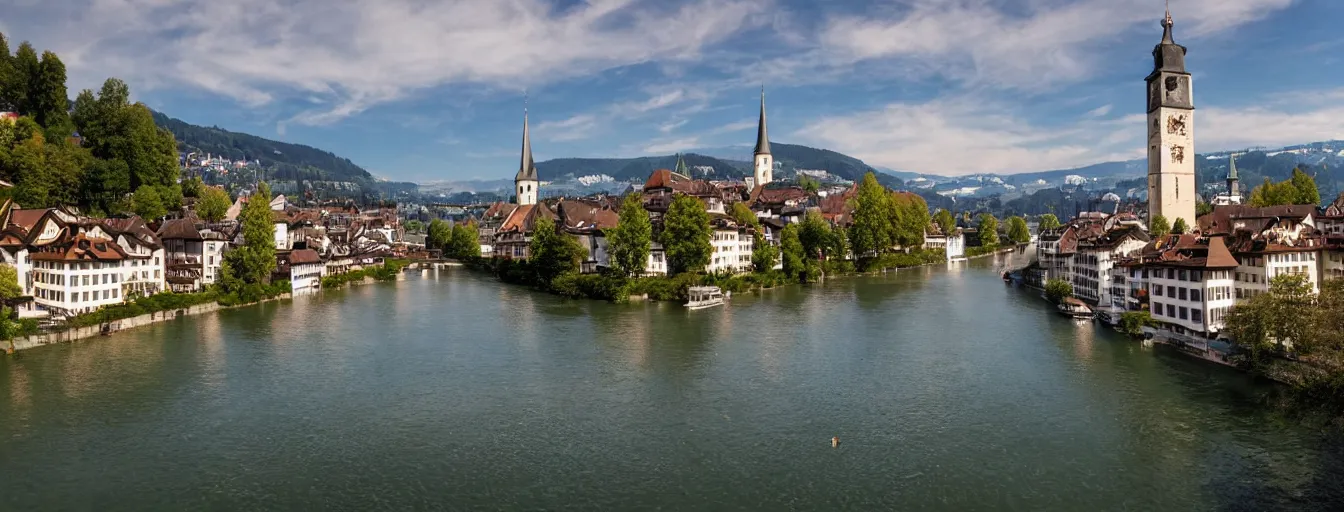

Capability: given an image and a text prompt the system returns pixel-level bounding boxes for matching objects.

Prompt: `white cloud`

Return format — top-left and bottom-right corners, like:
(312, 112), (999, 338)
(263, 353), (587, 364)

(15, 0), (770, 126)
(535, 114), (599, 142)
(659, 119), (689, 133)
(1087, 104), (1114, 117)
(1200, 88), (1344, 151)
(641, 137), (701, 154)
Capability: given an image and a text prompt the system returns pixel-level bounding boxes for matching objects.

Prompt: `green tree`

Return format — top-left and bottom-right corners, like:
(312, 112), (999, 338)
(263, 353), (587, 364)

(0, 264), (22, 300)
(798, 174), (820, 194)
(1119, 311), (1157, 338)
(933, 208), (957, 234)
(1039, 213), (1061, 231)
(780, 223), (806, 281)
(447, 221), (480, 260)
(72, 79), (179, 192)
(181, 176), (206, 198)
(661, 194), (712, 275)
(1196, 199), (1213, 217)
(849, 172), (893, 258)
(977, 213), (1000, 247)
(1172, 217), (1189, 235)
(607, 194), (652, 277)
(426, 219), (451, 251)
(1149, 214), (1171, 238)
(730, 201), (760, 228)
(1006, 216), (1030, 244)
(197, 186), (231, 223)
(0, 32), (13, 111)
(220, 182), (277, 300)
(34, 51), (72, 140)
(891, 191), (931, 250)
(1290, 167), (1320, 206)
(798, 210), (833, 260)
(1045, 278), (1073, 304)
(10, 42), (37, 116)
(403, 220), (425, 234)
(528, 217), (583, 288)
(1224, 273), (1315, 370)
(130, 185), (166, 220)
(751, 231), (776, 273)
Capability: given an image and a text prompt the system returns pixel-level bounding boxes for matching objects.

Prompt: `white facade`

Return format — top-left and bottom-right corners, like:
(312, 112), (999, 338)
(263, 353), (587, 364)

(202, 240), (227, 285)
(754, 154), (773, 187)
(290, 262), (326, 295)
(1145, 16), (1197, 228)
(32, 260), (126, 316)
(1147, 266), (1235, 337)
(273, 221), (290, 251)
(707, 228), (752, 274)
(1073, 238), (1148, 307)
(516, 178), (539, 206)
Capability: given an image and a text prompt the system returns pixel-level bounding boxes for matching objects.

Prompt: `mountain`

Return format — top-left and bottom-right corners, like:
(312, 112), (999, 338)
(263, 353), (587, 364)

(537, 153), (748, 182)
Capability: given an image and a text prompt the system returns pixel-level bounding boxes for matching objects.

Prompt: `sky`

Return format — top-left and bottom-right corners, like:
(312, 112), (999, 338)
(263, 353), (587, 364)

(5, 0), (1344, 182)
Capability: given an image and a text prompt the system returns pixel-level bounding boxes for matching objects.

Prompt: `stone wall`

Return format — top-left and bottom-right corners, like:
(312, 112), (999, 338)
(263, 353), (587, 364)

(9, 294), (293, 352)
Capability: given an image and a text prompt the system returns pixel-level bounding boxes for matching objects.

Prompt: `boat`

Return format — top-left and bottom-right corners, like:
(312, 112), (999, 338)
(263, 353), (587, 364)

(1056, 297), (1094, 320)
(684, 286), (726, 310)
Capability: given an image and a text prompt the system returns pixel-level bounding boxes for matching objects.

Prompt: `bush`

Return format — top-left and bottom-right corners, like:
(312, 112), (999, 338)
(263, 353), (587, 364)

(1119, 311), (1157, 338)
(67, 290), (220, 328)
(1045, 278), (1074, 304)
(321, 260), (409, 290)
(551, 273), (631, 302)
(858, 250), (944, 272)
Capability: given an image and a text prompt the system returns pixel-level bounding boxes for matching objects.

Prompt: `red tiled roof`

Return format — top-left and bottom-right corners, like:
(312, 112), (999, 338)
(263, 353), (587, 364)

(289, 248), (323, 265)
(31, 233), (127, 262)
(1198, 204), (1316, 235)
(558, 200), (619, 232)
(8, 209), (49, 232)
(157, 218), (203, 241)
(499, 204), (558, 233)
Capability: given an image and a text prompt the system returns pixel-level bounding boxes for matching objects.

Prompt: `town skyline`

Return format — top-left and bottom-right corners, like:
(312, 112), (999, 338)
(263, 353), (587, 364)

(6, 0), (1344, 181)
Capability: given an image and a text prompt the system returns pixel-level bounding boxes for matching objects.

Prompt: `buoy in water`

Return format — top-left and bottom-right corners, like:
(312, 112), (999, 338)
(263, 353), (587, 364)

(831, 436), (840, 448)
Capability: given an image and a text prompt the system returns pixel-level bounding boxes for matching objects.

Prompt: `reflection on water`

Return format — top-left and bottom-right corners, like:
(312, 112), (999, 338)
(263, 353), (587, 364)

(1, 263), (1342, 510)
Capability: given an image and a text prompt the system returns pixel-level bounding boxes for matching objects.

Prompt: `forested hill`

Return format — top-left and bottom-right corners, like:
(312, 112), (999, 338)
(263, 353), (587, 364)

(150, 111), (373, 182)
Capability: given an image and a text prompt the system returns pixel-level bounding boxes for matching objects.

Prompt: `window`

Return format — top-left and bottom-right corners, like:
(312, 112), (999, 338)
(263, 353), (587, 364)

(1167, 304), (1176, 318)
(1179, 307), (1188, 320)
(1155, 286), (1163, 297)
(83, 291), (89, 302)
(1167, 269), (1175, 280)
(1179, 270), (1188, 281)
(1178, 288), (1187, 301)
(1167, 285), (1175, 297)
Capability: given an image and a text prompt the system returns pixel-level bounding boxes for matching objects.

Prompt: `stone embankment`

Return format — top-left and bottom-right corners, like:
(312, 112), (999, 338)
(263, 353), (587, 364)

(9, 294), (293, 352)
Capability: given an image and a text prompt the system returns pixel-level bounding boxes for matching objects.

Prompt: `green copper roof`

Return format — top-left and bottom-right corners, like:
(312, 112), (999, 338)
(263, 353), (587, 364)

(1227, 153), (1239, 181)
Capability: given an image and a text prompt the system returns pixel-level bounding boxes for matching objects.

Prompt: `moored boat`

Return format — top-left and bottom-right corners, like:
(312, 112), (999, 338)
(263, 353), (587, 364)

(684, 286), (726, 310)
(1056, 297), (1094, 320)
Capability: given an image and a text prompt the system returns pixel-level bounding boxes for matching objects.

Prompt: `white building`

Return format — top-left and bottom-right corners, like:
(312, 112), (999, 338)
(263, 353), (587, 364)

(287, 249), (326, 295)
(925, 230), (966, 262)
(31, 234), (129, 317)
(1072, 226), (1149, 308)
(707, 226), (753, 275)
(1145, 240), (1238, 339)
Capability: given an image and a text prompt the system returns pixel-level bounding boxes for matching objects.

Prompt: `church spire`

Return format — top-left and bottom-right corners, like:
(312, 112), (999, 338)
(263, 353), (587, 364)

(515, 105), (537, 182)
(674, 153), (689, 176)
(754, 86), (771, 155)
(1161, 1), (1175, 44)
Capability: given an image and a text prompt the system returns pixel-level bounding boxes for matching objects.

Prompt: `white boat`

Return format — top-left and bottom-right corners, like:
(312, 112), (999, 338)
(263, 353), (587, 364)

(1056, 297), (1094, 320)
(684, 286), (726, 310)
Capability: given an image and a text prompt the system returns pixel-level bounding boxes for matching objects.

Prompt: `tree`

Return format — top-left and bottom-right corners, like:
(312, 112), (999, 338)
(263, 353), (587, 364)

(1006, 216), (1030, 244)
(528, 217), (583, 288)
(182, 176), (206, 198)
(1196, 199), (1213, 217)
(1045, 278), (1073, 304)
(130, 185), (166, 220)
(661, 194), (712, 275)
(1119, 311), (1157, 338)
(1172, 217), (1189, 235)
(0, 264), (22, 300)
(798, 174), (820, 194)
(10, 42), (37, 116)
(933, 208), (957, 234)
(849, 172), (893, 258)
(34, 51), (72, 140)
(977, 213), (1000, 247)
(780, 223), (806, 281)
(426, 219), (451, 251)
(798, 210), (833, 260)
(891, 191), (930, 250)
(1149, 214), (1171, 238)
(607, 194), (653, 277)
(1224, 273), (1315, 370)
(220, 182), (277, 300)
(447, 222), (480, 260)
(730, 201), (760, 229)
(1290, 167), (1320, 206)
(197, 186), (231, 223)
(751, 231), (776, 273)
(1039, 213), (1061, 231)
(0, 32), (13, 111)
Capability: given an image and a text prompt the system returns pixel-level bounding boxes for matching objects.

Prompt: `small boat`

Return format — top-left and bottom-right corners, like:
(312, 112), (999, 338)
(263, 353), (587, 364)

(684, 286), (726, 310)
(1056, 297), (1094, 320)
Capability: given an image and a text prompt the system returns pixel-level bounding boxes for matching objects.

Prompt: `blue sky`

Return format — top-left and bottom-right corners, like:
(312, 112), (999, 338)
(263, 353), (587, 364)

(6, 0), (1344, 182)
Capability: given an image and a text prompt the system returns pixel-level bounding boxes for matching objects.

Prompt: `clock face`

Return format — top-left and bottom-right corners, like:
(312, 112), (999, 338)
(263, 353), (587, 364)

(1163, 75), (1188, 106)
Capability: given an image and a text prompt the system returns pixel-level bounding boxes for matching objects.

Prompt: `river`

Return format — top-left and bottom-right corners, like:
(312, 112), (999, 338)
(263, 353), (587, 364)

(3, 253), (1342, 510)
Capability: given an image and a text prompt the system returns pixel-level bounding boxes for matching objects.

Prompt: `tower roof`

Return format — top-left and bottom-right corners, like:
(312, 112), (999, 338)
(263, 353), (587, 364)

(674, 153), (689, 176)
(1151, 6), (1187, 74)
(516, 109), (538, 182)
(1227, 153), (1239, 181)
(754, 87), (771, 155)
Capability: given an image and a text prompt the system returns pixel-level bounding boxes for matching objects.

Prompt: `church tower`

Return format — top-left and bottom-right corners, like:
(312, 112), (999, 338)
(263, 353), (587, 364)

(514, 107), (539, 206)
(753, 88), (773, 187)
(1226, 153), (1240, 199)
(1146, 7), (1196, 227)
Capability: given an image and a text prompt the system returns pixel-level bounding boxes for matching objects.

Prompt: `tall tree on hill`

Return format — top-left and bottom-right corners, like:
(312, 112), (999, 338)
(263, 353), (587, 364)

(0, 32), (14, 111)
(447, 221), (480, 260)
(71, 79), (178, 201)
(933, 208), (956, 234)
(130, 185), (166, 220)
(220, 182), (278, 300)
(891, 191), (930, 250)
(426, 219), (451, 252)
(977, 213), (1000, 247)
(662, 195), (712, 275)
(849, 172), (893, 258)
(1290, 168), (1320, 206)
(607, 194), (652, 277)
(9, 42), (38, 116)
(780, 223), (805, 281)
(34, 51), (73, 140)
(197, 186), (231, 223)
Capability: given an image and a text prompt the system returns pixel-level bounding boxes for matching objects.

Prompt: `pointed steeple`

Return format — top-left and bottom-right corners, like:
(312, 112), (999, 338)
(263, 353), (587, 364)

(674, 153), (689, 176)
(516, 106), (537, 181)
(754, 86), (771, 155)
(1151, 2), (1186, 73)
(1227, 153), (1239, 181)
(1161, 2), (1174, 44)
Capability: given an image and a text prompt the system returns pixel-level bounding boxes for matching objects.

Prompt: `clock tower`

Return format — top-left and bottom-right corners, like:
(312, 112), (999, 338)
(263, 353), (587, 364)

(1146, 7), (1196, 227)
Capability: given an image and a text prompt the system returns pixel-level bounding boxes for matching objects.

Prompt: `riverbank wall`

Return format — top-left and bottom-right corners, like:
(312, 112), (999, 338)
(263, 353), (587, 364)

(9, 294), (294, 353)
